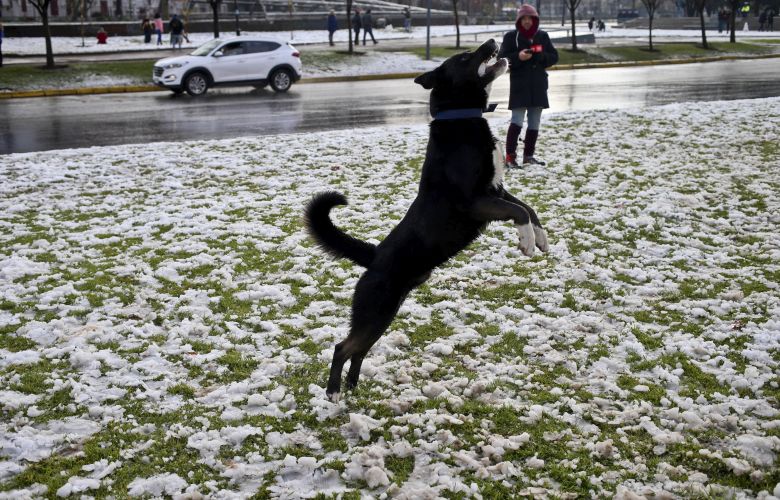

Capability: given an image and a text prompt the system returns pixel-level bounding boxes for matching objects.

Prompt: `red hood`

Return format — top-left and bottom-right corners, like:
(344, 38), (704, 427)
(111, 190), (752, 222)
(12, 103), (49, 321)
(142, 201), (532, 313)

(515, 4), (540, 40)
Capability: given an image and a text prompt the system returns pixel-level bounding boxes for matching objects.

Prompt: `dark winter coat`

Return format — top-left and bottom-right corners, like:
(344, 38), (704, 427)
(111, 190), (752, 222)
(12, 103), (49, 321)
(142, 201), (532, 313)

(498, 28), (558, 109)
(362, 13), (373, 30)
(327, 14), (338, 33)
(170, 17), (184, 35)
(352, 13), (362, 31)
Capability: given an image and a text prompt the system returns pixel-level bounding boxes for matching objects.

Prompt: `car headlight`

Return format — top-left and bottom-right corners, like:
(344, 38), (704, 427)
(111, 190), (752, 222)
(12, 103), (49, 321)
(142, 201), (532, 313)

(163, 62), (187, 69)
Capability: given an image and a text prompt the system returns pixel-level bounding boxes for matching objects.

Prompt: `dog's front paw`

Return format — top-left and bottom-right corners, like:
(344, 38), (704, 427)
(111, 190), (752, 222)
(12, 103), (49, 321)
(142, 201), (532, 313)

(516, 223), (536, 257)
(327, 391), (341, 403)
(534, 226), (549, 253)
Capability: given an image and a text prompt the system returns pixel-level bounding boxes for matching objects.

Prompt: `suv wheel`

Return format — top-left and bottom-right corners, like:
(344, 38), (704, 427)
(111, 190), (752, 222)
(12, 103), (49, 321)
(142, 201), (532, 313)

(185, 72), (209, 96)
(269, 69), (293, 92)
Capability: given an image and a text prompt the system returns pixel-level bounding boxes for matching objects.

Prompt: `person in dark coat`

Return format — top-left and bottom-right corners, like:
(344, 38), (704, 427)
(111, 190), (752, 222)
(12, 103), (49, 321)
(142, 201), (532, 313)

(141, 18), (153, 43)
(327, 10), (338, 46)
(498, 3), (558, 167)
(362, 8), (377, 44)
(352, 9), (362, 46)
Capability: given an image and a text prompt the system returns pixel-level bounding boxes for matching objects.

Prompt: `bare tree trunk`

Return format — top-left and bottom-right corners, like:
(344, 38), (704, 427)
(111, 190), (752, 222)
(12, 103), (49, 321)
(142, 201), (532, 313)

(729, 8), (736, 42)
(648, 14), (654, 50)
(570, 6), (577, 50)
(699, 6), (708, 48)
(346, 0), (353, 54)
(211, 1), (220, 37)
(31, 0), (56, 68)
(453, 0), (460, 48)
(43, 14), (55, 68)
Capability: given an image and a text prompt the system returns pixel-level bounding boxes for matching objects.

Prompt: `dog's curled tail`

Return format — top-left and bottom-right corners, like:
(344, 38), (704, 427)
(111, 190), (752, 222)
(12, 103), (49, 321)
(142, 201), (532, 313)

(305, 191), (376, 268)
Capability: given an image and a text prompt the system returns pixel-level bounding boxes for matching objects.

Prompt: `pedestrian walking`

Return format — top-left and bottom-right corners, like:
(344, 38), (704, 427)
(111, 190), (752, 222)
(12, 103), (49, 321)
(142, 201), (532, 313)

(598, 19), (605, 31)
(169, 14), (184, 49)
(352, 9), (362, 46)
(403, 7), (412, 32)
(588, 16), (595, 31)
(769, 8), (775, 30)
(327, 10), (338, 46)
(153, 12), (164, 46)
(362, 9), (378, 45)
(759, 9), (767, 30)
(141, 17), (153, 43)
(498, 3), (558, 168)
(96, 26), (108, 44)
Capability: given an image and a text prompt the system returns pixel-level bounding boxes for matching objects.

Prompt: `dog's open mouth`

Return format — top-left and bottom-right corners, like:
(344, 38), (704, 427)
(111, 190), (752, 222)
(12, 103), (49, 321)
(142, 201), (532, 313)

(479, 55), (508, 79)
(477, 40), (507, 79)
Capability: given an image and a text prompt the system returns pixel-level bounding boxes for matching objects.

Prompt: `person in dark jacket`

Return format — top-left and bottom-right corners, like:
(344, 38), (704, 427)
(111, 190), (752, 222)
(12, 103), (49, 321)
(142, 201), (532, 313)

(327, 10), (338, 46)
(141, 18), (153, 43)
(362, 8), (377, 44)
(498, 4), (558, 167)
(352, 9), (362, 46)
(169, 14), (184, 50)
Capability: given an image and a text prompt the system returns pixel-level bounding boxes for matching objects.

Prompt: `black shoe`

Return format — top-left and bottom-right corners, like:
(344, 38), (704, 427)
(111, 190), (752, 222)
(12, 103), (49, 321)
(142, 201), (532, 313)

(522, 156), (545, 166)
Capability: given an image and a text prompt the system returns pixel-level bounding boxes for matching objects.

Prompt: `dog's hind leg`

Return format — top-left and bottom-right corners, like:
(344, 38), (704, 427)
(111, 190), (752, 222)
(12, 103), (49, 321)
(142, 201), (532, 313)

(326, 272), (406, 401)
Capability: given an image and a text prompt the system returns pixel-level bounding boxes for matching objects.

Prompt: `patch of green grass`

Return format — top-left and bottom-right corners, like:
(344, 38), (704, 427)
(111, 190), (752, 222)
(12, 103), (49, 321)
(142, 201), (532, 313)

(217, 349), (259, 383)
(599, 41), (770, 62)
(488, 331), (527, 358)
(167, 383), (196, 399)
(0, 325), (35, 351)
(385, 455), (415, 484)
(0, 60), (154, 91)
(9, 359), (57, 395)
(616, 374), (665, 405)
(659, 352), (724, 398)
(406, 315), (453, 349)
(555, 48), (609, 65)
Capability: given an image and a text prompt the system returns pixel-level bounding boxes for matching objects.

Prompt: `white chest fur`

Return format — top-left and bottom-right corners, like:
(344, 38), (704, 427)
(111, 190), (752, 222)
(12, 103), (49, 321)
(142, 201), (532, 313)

(491, 140), (505, 189)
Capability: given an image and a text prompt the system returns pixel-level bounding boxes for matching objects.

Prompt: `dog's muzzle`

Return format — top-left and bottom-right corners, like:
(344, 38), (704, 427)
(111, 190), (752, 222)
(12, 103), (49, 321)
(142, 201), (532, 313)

(479, 57), (508, 79)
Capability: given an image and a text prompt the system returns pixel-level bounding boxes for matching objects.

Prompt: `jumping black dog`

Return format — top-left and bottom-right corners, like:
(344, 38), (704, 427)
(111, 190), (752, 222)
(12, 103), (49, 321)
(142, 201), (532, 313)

(305, 39), (549, 401)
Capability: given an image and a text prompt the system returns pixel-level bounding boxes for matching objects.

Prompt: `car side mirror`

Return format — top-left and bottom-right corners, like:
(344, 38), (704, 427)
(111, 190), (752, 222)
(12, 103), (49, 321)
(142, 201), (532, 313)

(213, 50), (224, 57)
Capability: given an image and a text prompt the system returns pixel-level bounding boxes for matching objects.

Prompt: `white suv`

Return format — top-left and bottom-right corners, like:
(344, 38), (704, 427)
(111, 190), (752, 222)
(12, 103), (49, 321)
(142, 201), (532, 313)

(153, 37), (303, 96)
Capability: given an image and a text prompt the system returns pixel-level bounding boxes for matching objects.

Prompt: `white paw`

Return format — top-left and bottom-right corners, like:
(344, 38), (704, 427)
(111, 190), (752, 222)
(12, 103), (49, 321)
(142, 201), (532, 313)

(534, 226), (549, 253)
(491, 142), (505, 188)
(516, 223), (536, 257)
(328, 392), (341, 403)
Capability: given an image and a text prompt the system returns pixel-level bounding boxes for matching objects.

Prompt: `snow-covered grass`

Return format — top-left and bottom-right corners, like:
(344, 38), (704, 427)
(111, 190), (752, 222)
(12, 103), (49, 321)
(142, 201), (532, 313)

(1, 98), (779, 498)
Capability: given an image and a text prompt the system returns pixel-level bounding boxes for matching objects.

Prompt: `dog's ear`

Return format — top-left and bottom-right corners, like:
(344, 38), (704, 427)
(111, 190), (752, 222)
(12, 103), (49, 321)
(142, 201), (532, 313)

(414, 69), (438, 89)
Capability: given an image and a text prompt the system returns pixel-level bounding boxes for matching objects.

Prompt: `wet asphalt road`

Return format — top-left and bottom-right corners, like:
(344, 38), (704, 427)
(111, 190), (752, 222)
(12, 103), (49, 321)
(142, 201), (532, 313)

(1, 58), (778, 154)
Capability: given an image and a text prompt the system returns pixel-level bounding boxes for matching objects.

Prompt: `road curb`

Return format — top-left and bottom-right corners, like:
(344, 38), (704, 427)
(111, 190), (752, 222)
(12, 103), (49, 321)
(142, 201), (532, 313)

(1, 53), (778, 99)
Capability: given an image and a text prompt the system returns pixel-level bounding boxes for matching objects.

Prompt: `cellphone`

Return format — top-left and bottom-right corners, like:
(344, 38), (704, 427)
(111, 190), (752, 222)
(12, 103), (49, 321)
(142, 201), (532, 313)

(531, 44), (543, 53)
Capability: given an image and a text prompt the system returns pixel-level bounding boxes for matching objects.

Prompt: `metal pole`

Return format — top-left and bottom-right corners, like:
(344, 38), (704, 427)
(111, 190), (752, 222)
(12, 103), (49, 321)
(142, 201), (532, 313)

(234, 0), (241, 35)
(426, 0), (431, 60)
(561, 0), (565, 25)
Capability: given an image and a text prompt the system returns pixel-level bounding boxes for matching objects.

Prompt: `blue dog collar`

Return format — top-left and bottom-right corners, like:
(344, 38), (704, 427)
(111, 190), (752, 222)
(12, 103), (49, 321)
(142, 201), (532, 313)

(434, 108), (484, 120)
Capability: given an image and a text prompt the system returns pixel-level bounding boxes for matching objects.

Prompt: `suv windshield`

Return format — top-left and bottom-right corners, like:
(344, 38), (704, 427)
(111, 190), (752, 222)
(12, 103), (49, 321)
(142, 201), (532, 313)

(191, 39), (222, 56)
